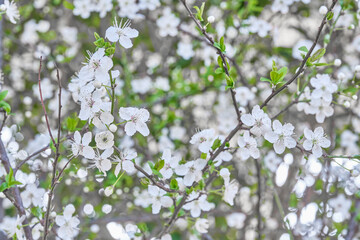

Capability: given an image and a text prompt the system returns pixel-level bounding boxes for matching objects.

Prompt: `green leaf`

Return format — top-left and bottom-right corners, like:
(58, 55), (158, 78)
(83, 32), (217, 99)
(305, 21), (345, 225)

(5, 167), (13, 184)
(170, 179), (179, 190)
(31, 207), (42, 218)
(0, 90), (8, 101)
(260, 77), (272, 83)
(9, 181), (22, 187)
(63, 0), (74, 10)
(214, 42), (221, 50)
(93, 38), (105, 47)
(310, 48), (326, 62)
(200, 153), (207, 159)
(225, 75), (234, 89)
(194, 2), (205, 21)
(156, 159), (165, 171)
(211, 139), (221, 150)
(315, 62), (330, 67)
(94, 32), (100, 40)
(106, 47), (115, 56)
(0, 182), (8, 192)
(327, 11), (334, 21)
(215, 68), (223, 74)
(289, 193), (298, 208)
(298, 46), (308, 53)
(0, 101), (11, 113)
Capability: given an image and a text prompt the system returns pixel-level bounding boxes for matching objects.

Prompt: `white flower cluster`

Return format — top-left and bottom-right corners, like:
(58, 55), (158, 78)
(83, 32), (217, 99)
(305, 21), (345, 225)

(297, 74), (337, 123)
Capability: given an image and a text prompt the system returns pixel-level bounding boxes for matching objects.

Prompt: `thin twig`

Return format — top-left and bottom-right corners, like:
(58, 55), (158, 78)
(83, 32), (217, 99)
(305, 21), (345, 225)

(0, 115), (34, 240)
(260, 0), (338, 109)
(43, 62), (63, 240)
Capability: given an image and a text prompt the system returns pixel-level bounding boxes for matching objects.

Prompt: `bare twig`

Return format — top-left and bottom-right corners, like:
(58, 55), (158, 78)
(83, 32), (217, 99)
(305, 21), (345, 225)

(260, 0), (338, 109)
(0, 115), (33, 240)
(43, 62), (63, 240)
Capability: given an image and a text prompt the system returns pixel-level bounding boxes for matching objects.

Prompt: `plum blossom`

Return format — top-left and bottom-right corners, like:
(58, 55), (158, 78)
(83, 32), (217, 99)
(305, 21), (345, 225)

(241, 105), (271, 136)
(310, 74), (338, 102)
(328, 194), (352, 221)
(159, 149), (180, 179)
(195, 218), (209, 233)
(148, 185), (173, 214)
(175, 158), (207, 186)
(92, 111), (114, 129)
(78, 89), (111, 121)
(223, 180), (239, 206)
(83, 48), (113, 84)
(303, 127), (331, 158)
(264, 120), (296, 154)
(95, 131), (114, 150)
(105, 18), (139, 49)
(0, 0), (20, 24)
(220, 168), (239, 205)
(189, 129), (216, 153)
(0, 215), (26, 239)
(114, 149), (137, 175)
(90, 148), (114, 174)
(156, 7), (180, 37)
(237, 131), (260, 160)
(119, 107), (150, 136)
(20, 184), (45, 208)
(183, 192), (215, 217)
(71, 131), (95, 159)
(55, 204), (80, 240)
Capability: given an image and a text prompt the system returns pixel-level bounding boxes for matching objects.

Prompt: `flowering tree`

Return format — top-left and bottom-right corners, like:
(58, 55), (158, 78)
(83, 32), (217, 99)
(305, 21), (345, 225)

(0, 0), (360, 239)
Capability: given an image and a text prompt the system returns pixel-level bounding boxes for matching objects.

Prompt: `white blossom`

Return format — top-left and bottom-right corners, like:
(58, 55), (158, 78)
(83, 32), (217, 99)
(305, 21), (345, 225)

(303, 127), (331, 158)
(71, 131), (95, 159)
(105, 18), (139, 49)
(119, 107), (150, 136)
(264, 120), (296, 154)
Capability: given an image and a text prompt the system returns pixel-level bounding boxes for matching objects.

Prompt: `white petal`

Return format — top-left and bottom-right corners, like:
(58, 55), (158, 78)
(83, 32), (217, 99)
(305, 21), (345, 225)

(241, 114), (255, 126)
(136, 121), (150, 136)
(83, 146), (95, 159)
(119, 36), (133, 49)
(274, 141), (285, 154)
(124, 122), (137, 136)
(105, 26), (120, 42)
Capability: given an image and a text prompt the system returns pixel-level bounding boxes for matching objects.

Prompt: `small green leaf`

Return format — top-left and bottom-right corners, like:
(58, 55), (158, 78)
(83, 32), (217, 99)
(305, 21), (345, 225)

(211, 139), (221, 150)
(31, 207), (42, 218)
(63, 0), (74, 10)
(170, 179), (179, 190)
(0, 101), (11, 113)
(310, 48), (326, 62)
(260, 77), (271, 83)
(215, 68), (223, 74)
(0, 182), (8, 192)
(0, 90), (8, 101)
(298, 46), (309, 53)
(156, 159), (165, 171)
(327, 11), (334, 21)
(200, 152), (207, 159)
(94, 32), (101, 40)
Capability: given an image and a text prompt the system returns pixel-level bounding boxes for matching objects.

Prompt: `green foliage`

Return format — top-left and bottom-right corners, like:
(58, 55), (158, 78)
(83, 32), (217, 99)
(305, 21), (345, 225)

(0, 168), (23, 192)
(260, 61), (288, 88)
(148, 162), (163, 178)
(0, 90), (11, 114)
(170, 179), (179, 190)
(213, 36), (226, 53)
(193, 3), (205, 21)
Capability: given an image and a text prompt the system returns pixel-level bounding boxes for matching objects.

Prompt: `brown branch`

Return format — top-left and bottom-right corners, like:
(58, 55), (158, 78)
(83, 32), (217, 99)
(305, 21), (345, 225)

(0, 117), (33, 240)
(113, 146), (182, 194)
(180, 0), (242, 122)
(43, 62), (63, 240)
(38, 57), (56, 145)
(260, 0), (338, 109)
